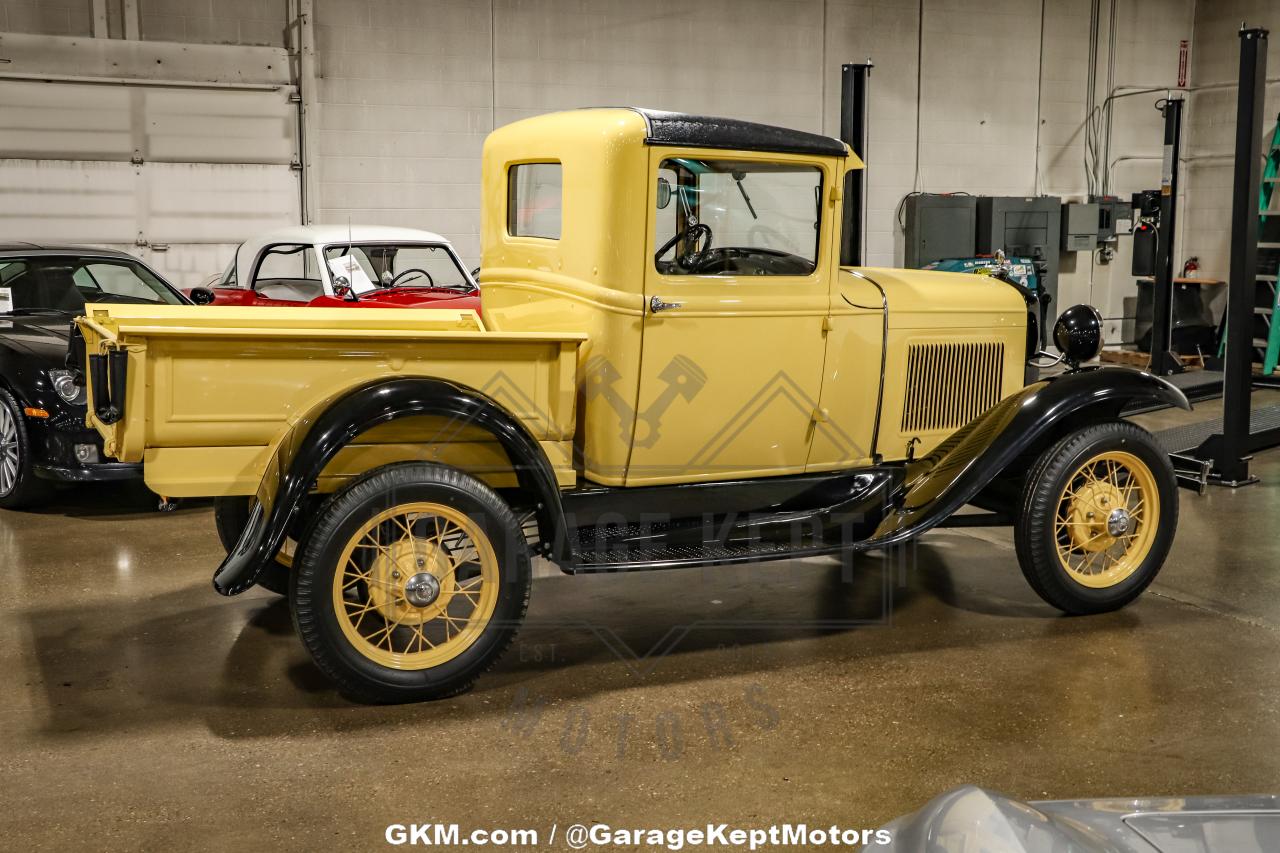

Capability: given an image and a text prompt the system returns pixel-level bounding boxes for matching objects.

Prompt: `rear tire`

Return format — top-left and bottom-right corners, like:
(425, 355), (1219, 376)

(290, 462), (531, 704)
(1015, 420), (1177, 614)
(0, 389), (53, 510)
(213, 496), (290, 596)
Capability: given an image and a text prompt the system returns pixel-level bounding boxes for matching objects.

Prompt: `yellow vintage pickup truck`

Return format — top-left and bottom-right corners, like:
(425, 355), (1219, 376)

(74, 109), (1188, 703)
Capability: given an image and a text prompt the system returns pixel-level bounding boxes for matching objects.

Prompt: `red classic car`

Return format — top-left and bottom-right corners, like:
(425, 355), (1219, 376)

(186, 225), (481, 312)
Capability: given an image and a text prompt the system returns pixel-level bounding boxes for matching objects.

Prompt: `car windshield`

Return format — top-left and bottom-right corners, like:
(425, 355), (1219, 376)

(321, 243), (472, 293)
(0, 257), (183, 314)
(654, 158), (822, 276)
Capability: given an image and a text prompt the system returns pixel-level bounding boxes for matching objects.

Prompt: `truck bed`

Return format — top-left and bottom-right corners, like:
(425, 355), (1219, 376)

(76, 304), (585, 497)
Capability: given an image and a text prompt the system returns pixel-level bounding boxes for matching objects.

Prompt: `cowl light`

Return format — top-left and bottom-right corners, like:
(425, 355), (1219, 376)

(1053, 304), (1103, 367)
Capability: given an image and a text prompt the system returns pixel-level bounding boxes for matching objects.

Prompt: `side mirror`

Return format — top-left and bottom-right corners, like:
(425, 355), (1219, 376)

(189, 286), (215, 305)
(332, 276), (358, 302)
(656, 177), (672, 210)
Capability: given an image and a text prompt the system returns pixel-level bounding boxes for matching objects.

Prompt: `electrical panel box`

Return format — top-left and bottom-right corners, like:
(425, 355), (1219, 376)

(1089, 194), (1133, 241)
(904, 194), (978, 268)
(976, 196), (1062, 304)
(1062, 202), (1100, 252)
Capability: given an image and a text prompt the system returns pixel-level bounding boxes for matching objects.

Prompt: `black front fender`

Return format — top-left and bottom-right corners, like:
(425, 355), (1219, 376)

(869, 366), (1188, 546)
(212, 377), (568, 596)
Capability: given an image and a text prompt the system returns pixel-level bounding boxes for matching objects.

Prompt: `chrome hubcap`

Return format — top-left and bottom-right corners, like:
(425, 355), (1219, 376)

(1106, 507), (1132, 537)
(403, 572), (442, 607)
(0, 405), (18, 497)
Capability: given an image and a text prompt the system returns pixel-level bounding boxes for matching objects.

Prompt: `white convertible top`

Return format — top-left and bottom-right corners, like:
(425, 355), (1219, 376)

(226, 224), (459, 286)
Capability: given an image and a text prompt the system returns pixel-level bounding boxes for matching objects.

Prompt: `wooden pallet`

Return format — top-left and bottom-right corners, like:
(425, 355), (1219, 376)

(1100, 349), (1204, 370)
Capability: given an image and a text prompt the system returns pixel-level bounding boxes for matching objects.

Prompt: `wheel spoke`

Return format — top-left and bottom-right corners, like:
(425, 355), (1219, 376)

(332, 501), (501, 669)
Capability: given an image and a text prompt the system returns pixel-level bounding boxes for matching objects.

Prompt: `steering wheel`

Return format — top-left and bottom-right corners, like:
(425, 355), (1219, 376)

(655, 223), (713, 271)
(388, 268), (434, 288)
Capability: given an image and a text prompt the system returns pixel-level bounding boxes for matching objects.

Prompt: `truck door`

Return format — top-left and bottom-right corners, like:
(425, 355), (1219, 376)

(626, 151), (834, 486)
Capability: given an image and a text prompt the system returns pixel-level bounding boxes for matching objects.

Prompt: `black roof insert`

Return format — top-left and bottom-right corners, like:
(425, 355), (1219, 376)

(629, 108), (847, 158)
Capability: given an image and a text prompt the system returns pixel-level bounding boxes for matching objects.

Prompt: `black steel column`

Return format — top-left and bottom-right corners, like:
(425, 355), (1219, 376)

(839, 61), (873, 267)
(1215, 26), (1269, 483)
(1149, 97), (1184, 376)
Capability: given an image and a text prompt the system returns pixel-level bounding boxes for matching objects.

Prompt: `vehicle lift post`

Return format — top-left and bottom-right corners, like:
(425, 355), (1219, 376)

(1148, 97), (1185, 378)
(839, 61), (873, 267)
(1205, 26), (1270, 486)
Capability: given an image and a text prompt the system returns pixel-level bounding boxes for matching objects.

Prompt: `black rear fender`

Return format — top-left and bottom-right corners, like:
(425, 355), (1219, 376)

(870, 367), (1188, 545)
(212, 377), (568, 596)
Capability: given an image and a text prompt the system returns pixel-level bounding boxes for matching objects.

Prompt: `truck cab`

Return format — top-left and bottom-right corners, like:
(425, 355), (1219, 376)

(479, 109), (1027, 486)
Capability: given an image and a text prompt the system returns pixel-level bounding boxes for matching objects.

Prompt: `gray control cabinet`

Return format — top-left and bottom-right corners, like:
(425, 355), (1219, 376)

(904, 194), (978, 268)
(976, 196), (1062, 304)
(1062, 202), (1100, 252)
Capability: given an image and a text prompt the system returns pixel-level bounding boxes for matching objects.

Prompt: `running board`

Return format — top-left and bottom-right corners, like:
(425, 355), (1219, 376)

(571, 539), (841, 572)
(562, 469), (900, 573)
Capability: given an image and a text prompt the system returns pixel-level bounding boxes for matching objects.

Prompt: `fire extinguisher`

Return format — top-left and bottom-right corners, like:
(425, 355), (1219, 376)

(1181, 256), (1200, 278)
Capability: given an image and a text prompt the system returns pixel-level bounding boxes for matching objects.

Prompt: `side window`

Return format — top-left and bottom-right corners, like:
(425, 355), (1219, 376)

(254, 244), (316, 284)
(0, 261), (27, 285)
(219, 255), (238, 287)
(252, 244), (324, 302)
(0, 261), (28, 312)
(81, 263), (154, 300)
(654, 158), (822, 277)
(507, 163), (562, 239)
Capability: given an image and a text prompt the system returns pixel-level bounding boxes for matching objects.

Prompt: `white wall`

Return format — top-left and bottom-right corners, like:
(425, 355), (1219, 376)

(1, 0), (1223, 332)
(1184, 2), (1279, 284)
(0, 0), (92, 36)
(1069, 0), (1195, 342)
(136, 0), (288, 47)
(309, 0), (1198, 338)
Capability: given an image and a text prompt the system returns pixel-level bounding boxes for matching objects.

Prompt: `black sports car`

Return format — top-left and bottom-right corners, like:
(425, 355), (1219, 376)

(0, 244), (188, 508)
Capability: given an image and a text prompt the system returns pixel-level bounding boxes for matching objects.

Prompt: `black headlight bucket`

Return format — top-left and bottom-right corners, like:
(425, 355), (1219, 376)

(1053, 304), (1105, 368)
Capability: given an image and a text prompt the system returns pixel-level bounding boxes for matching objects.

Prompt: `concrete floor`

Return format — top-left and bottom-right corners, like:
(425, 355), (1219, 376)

(2, 394), (1280, 851)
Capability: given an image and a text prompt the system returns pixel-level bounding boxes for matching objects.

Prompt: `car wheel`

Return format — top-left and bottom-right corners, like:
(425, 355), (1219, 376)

(0, 388), (52, 510)
(213, 496), (292, 596)
(1015, 420), (1177, 614)
(290, 462), (531, 704)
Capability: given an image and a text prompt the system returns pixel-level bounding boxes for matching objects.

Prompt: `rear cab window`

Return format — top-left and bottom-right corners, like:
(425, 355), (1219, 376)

(508, 163), (562, 239)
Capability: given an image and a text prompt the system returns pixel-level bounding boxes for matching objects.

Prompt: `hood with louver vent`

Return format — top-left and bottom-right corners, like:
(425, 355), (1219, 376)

(901, 341), (1005, 434)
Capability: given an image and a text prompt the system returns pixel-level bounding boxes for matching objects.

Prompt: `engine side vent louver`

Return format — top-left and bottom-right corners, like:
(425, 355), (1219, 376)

(901, 341), (1004, 433)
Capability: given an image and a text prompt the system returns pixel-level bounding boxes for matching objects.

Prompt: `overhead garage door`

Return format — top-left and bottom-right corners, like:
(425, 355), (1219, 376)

(0, 78), (300, 289)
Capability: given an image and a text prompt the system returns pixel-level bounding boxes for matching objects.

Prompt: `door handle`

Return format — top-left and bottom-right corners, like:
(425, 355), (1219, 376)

(650, 295), (683, 313)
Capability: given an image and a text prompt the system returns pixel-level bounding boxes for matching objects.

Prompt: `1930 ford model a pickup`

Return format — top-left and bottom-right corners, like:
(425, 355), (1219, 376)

(74, 109), (1189, 703)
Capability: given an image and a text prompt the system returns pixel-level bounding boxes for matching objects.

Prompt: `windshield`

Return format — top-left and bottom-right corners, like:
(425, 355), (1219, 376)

(0, 257), (183, 314)
(321, 243), (472, 293)
(654, 158), (822, 276)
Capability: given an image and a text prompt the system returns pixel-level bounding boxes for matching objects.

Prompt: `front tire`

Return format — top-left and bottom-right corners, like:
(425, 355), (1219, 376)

(290, 462), (531, 704)
(1015, 420), (1177, 614)
(0, 388), (52, 510)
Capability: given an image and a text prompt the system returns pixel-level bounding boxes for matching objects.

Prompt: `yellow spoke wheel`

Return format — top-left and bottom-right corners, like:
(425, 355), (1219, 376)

(292, 463), (531, 703)
(1052, 450), (1158, 589)
(333, 502), (500, 670)
(1015, 421), (1177, 615)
